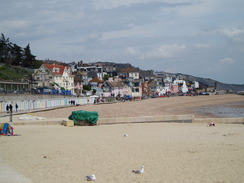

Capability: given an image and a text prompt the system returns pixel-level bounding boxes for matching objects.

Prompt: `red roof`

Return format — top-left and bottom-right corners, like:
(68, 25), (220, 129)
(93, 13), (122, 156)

(43, 64), (73, 76)
(89, 77), (104, 83)
(120, 67), (138, 73)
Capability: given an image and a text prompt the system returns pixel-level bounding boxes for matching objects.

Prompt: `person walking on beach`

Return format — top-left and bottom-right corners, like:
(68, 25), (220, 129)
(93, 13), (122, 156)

(9, 104), (13, 113)
(15, 103), (18, 112)
(6, 104), (9, 113)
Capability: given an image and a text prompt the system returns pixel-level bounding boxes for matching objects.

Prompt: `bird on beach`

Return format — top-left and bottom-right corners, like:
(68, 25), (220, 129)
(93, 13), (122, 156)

(132, 165), (144, 174)
(86, 174), (96, 181)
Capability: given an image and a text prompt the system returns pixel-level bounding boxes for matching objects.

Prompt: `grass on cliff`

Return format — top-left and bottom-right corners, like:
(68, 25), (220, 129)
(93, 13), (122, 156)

(0, 64), (33, 81)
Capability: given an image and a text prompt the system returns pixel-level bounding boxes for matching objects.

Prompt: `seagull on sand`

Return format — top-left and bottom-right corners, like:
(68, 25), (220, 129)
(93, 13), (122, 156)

(86, 174), (96, 181)
(132, 165), (144, 174)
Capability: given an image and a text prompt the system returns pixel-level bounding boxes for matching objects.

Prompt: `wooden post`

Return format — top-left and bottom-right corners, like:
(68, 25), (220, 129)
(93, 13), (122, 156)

(10, 111), (13, 122)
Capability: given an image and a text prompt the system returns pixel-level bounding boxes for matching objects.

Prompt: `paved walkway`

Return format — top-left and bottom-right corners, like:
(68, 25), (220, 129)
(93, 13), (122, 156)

(0, 106), (73, 125)
(0, 160), (33, 183)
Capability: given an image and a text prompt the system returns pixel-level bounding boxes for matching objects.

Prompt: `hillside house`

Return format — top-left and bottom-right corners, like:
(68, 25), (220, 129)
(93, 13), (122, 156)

(139, 70), (155, 81)
(170, 84), (179, 93)
(88, 77), (104, 96)
(173, 79), (188, 93)
(103, 65), (118, 77)
(121, 77), (142, 98)
(76, 71), (88, 85)
(77, 65), (105, 81)
(102, 77), (129, 97)
(147, 81), (157, 96)
(74, 76), (83, 96)
(118, 68), (142, 98)
(33, 64), (74, 93)
(119, 67), (140, 80)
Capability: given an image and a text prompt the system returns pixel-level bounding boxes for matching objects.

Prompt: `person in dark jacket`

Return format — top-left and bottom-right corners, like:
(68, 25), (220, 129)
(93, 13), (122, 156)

(15, 103), (19, 112)
(6, 104), (9, 113)
(9, 104), (13, 113)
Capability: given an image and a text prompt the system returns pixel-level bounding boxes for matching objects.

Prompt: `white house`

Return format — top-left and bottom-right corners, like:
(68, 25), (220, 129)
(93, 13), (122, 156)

(192, 81), (199, 89)
(173, 79), (188, 93)
(33, 64), (74, 93)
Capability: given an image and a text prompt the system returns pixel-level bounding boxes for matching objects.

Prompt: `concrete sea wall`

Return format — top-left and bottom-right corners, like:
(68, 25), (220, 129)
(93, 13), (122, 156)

(11, 115), (244, 126)
(98, 115), (244, 125)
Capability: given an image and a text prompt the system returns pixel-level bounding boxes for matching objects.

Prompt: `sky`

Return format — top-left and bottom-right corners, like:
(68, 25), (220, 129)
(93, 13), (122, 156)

(1, 0), (244, 84)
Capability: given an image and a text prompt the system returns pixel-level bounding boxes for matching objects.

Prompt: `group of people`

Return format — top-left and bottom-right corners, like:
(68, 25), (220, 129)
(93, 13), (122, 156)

(6, 103), (18, 113)
(69, 100), (76, 105)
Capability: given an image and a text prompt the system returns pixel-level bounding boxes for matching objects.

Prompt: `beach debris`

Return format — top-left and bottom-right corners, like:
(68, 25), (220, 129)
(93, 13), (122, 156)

(19, 115), (46, 120)
(132, 165), (144, 174)
(86, 174), (96, 181)
(124, 134), (128, 137)
(43, 155), (47, 158)
(207, 122), (215, 127)
(223, 132), (238, 137)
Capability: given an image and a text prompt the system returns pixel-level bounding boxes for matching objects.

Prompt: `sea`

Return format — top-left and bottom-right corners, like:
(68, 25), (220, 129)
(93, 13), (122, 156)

(195, 101), (244, 118)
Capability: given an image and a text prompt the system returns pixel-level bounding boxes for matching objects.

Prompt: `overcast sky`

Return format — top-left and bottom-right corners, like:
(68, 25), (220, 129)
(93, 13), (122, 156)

(1, 0), (244, 84)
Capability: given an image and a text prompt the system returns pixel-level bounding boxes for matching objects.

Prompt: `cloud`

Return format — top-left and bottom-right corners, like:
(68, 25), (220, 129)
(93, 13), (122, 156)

(195, 43), (210, 48)
(143, 44), (187, 59)
(92, 0), (191, 10)
(171, 0), (218, 17)
(126, 44), (187, 59)
(219, 28), (244, 37)
(219, 57), (235, 64)
(126, 47), (140, 55)
(218, 28), (244, 42)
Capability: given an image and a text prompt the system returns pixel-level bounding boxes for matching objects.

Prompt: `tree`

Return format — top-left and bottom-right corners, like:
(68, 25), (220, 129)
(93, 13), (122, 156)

(11, 44), (23, 66)
(0, 34), (39, 68)
(22, 43), (36, 67)
(0, 33), (13, 64)
(92, 89), (96, 95)
(33, 59), (43, 69)
(103, 74), (109, 81)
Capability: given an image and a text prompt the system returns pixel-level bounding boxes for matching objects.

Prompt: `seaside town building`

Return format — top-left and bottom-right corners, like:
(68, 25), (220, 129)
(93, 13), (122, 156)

(88, 77), (104, 96)
(29, 61), (203, 97)
(118, 68), (142, 98)
(173, 79), (188, 93)
(74, 75), (83, 96)
(33, 63), (74, 93)
(102, 77), (129, 97)
(76, 64), (106, 82)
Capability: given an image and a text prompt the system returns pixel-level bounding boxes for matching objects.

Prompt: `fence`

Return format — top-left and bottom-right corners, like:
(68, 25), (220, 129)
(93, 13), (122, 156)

(0, 97), (95, 112)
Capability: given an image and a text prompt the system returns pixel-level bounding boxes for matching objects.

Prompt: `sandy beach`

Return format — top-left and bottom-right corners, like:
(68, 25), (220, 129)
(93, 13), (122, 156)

(1, 123), (244, 183)
(35, 94), (244, 119)
(0, 94), (244, 183)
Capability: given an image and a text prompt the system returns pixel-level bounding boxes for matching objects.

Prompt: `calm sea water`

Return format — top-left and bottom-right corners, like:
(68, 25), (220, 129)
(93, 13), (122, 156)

(195, 101), (244, 118)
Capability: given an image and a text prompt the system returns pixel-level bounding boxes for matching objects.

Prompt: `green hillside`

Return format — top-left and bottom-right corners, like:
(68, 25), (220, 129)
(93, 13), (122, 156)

(0, 64), (33, 81)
